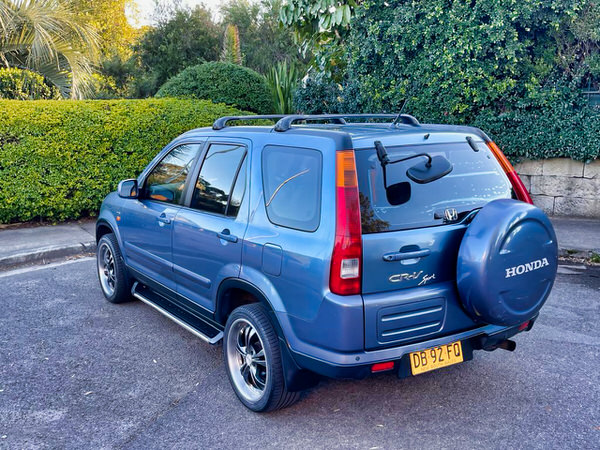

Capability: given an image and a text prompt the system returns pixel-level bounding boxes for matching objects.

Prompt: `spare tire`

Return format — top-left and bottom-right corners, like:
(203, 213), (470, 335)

(457, 199), (558, 326)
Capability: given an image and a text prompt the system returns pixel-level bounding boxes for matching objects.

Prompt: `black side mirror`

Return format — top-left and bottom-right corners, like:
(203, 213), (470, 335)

(406, 155), (453, 184)
(118, 179), (138, 199)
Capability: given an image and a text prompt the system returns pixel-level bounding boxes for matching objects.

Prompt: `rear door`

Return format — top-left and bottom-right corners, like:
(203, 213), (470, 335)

(172, 140), (249, 312)
(355, 138), (513, 349)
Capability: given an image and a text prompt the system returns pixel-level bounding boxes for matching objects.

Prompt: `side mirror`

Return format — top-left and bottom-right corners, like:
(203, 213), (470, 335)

(406, 155), (453, 184)
(118, 179), (138, 199)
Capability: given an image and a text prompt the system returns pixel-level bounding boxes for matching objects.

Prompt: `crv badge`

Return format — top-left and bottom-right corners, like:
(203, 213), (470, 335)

(505, 258), (549, 278)
(389, 271), (436, 285)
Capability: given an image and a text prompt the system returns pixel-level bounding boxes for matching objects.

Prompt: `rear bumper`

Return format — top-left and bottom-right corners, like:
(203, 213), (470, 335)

(285, 317), (536, 380)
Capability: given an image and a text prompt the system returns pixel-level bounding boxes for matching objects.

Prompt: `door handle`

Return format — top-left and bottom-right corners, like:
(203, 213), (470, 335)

(217, 229), (238, 243)
(157, 213), (172, 225)
(383, 249), (430, 262)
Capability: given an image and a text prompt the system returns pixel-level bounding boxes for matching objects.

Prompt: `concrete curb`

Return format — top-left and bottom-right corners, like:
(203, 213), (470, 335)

(0, 241), (96, 270)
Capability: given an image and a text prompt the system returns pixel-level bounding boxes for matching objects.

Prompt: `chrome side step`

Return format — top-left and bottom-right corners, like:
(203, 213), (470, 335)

(131, 282), (223, 345)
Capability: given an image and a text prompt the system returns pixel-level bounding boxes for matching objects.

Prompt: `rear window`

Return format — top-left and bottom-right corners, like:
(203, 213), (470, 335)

(355, 141), (512, 233)
(262, 145), (322, 232)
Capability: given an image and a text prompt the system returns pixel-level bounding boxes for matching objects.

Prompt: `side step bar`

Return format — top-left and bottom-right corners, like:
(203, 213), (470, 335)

(131, 282), (223, 344)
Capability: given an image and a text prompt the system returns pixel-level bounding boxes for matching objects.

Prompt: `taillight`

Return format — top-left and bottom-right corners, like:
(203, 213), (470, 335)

(330, 150), (362, 295)
(486, 141), (533, 204)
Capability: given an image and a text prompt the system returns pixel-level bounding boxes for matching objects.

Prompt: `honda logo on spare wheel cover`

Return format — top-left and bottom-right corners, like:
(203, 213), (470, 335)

(456, 199), (558, 327)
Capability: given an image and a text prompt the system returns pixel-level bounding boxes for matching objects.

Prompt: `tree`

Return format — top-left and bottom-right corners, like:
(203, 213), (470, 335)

(68, 0), (138, 58)
(135, 4), (220, 94)
(221, 24), (243, 65)
(279, 0), (356, 78)
(0, 0), (100, 98)
(220, 0), (306, 75)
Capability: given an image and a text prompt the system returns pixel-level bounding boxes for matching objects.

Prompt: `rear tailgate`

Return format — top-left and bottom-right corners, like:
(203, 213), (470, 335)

(354, 138), (513, 350)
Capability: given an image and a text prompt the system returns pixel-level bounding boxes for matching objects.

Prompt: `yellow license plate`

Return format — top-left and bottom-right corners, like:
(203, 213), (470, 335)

(410, 341), (464, 375)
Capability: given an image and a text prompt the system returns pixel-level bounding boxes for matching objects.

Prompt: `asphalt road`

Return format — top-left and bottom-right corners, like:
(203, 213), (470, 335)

(0, 258), (598, 449)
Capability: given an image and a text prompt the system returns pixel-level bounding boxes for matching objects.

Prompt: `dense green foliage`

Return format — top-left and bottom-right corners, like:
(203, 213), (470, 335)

(0, 68), (59, 100)
(133, 6), (221, 96)
(0, 99), (242, 223)
(156, 62), (273, 113)
(280, 0), (356, 77)
(221, 0), (306, 75)
(294, 0), (600, 162)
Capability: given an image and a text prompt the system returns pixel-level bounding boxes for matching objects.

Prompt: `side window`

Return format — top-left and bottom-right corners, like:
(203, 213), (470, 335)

(190, 143), (247, 216)
(145, 143), (200, 204)
(262, 145), (322, 232)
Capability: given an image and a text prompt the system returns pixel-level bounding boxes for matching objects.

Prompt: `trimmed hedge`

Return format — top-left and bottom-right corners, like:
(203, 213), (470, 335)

(0, 99), (242, 223)
(155, 62), (273, 113)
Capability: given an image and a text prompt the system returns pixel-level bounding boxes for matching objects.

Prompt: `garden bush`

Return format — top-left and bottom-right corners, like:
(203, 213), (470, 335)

(0, 99), (242, 223)
(294, 0), (600, 163)
(0, 68), (60, 100)
(155, 62), (273, 113)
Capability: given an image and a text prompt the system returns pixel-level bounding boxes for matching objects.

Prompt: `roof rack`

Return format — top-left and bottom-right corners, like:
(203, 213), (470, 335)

(273, 113), (420, 132)
(212, 113), (421, 131)
(212, 115), (287, 130)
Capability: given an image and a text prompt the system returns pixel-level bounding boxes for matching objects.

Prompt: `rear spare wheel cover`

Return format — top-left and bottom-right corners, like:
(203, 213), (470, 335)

(456, 199), (558, 326)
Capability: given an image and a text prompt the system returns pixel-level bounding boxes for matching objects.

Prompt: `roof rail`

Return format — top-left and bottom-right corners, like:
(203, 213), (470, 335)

(212, 115), (287, 130)
(273, 113), (420, 132)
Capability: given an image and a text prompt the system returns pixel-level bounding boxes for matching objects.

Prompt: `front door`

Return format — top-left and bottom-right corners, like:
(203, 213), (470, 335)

(172, 141), (249, 311)
(119, 142), (202, 291)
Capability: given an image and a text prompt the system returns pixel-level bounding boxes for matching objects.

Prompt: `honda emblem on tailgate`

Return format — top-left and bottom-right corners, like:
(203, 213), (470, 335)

(444, 208), (458, 222)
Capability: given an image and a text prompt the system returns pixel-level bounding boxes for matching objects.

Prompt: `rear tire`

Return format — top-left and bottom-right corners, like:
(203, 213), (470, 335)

(223, 303), (300, 412)
(96, 233), (132, 304)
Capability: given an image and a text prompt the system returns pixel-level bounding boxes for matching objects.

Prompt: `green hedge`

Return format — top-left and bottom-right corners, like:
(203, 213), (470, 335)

(294, 0), (600, 163)
(0, 99), (242, 224)
(156, 62), (273, 114)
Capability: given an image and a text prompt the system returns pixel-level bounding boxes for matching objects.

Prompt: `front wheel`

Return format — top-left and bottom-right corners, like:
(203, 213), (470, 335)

(96, 233), (132, 304)
(224, 303), (300, 412)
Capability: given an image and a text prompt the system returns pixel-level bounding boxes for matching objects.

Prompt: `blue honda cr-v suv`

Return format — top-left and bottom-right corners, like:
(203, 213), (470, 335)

(96, 114), (558, 411)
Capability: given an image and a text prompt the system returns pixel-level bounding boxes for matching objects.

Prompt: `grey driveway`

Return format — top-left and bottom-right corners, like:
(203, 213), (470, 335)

(0, 259), (598, 449)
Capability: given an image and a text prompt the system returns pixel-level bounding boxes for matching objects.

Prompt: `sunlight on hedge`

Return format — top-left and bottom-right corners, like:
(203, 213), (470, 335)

(0, 99), (242, 223)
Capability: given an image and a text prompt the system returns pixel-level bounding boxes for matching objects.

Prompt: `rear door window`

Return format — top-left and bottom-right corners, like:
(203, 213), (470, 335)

(262, 145), (322, 232)
(190, 143), (247, 216)
(355, 141), (511, 233)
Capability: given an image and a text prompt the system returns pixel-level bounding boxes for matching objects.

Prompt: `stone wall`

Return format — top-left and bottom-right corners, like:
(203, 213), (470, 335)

(514, 158), (600, 218)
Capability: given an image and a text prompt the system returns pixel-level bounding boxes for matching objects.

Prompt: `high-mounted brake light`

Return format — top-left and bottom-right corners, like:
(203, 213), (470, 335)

(486, 141), (533, 204)
(330, 150), (362, 295)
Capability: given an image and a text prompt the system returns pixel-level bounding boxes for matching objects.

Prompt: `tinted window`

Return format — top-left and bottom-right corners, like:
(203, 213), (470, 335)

(145, 143), (200, 204)
(191, 143), (246, 215)
(227, 157), (247, 217)
(262, 146), (322, 232)
(355, 141), (512, 233)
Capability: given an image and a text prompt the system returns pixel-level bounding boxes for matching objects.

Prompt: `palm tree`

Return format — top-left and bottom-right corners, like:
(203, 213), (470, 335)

(0, 0), (100, 98)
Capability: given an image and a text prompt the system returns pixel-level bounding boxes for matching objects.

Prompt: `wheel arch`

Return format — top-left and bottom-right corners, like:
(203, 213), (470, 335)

(96, 219), (114, 243)
(216, 278), (276, 327)
(216, 277), (319, 392)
